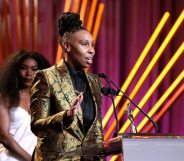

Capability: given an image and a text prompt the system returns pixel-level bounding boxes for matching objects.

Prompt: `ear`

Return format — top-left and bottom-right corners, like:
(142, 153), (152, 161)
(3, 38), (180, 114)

(63, 42), (71, 53)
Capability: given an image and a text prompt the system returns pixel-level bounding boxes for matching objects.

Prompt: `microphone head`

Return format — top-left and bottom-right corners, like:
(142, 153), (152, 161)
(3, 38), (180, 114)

(101, 87), (117, 96)
(101, 87), (109, 96)
(98, 73), (108, 78)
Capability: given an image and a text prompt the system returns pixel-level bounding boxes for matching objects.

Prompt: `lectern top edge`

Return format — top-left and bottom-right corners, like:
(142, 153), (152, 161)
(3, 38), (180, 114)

(119, 133), (184, 139)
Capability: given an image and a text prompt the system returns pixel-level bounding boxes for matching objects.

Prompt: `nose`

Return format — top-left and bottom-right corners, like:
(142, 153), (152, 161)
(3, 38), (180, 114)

(88, 45), (95, 55)
(26, 68), (34, 76)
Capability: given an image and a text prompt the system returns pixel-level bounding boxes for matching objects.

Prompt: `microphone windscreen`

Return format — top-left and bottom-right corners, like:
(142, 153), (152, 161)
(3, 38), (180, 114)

(98, 73), (107, 78)
(101, 87), (117, 96)
(101, 87), (109, 96)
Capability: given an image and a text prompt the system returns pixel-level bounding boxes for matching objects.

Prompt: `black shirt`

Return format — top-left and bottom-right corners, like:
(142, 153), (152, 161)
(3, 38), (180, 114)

(65, 62), (95, 135)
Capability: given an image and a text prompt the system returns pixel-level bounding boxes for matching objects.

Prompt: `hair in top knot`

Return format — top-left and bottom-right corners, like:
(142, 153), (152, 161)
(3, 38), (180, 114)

(58, 12), (83, 36)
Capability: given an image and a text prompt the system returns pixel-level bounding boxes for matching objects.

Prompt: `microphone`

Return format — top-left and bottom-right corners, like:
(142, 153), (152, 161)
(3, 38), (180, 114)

(99, 75), (120, 137)
(101, 87), (117, 96)
(98, 73), (108, 79)
(98, 73), (158, 133)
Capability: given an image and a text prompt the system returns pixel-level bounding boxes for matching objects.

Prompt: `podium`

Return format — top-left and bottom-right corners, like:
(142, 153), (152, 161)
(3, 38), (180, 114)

(120, 134), (184, 161)
(63, 134), (184, 161)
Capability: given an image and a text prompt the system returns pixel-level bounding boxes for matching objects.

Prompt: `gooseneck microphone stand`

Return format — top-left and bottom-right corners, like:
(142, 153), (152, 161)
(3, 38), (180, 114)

(100, 75), (120, 137)
(98, 73), (158, 133)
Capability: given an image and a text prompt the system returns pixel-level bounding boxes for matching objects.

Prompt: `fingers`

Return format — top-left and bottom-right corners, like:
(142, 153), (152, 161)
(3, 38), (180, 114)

(70, 92), (84, 116)
(77, 92), (83, 103)
(72, 92), (83, 105)
(72, 98), (78, 106)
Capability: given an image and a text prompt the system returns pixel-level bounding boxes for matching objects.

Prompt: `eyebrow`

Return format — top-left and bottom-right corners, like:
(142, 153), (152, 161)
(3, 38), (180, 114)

(20, 64), (38, 68)
(79, 40), (95, 43)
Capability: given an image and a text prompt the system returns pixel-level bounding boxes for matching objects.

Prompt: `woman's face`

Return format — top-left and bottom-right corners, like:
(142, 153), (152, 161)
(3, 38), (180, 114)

(19, 58), (38, 88)
(65, 30), (95, 70)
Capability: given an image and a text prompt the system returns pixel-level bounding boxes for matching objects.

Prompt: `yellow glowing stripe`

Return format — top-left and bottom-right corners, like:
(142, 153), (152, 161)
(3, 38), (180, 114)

(118, 10), (184, 134)
(104, 119), (116, 141)
(110, 156), (118, 161)
(72, 0), (80, 12)
(64, 0), (72, 12)
(138, 42), (184, 107)
(80, 0), (88, 22)
(103, 12), (170, 140)
(110, 76), (184, 161)
(33, 0), (38, 50)
(14, 0), (21, 48)
(137, 70), (184, 132)
(102, 12), (170, 130)
(86, 0), (97, 32)
(145, 83), (184, 132)
(120, 42), (184, 133)
(92, 3), (104, 41)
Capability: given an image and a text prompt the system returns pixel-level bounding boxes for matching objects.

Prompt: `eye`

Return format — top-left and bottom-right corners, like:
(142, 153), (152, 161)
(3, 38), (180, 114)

(91, 42), (95, 48)
(81, 41), (88, 46)
(31, 67), (38, 72)
(19, 65), (27, 70)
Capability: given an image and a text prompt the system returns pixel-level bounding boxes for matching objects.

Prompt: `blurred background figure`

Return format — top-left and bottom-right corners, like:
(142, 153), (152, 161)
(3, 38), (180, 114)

(0, 50), (50, 161)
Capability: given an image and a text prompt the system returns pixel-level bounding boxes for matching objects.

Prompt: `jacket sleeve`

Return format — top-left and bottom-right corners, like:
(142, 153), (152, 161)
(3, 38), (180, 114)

(95, 111), (104, 144)
(30, 70), (66, 137)
(88, 74), (104, 144)
(95, 76), (104, 143)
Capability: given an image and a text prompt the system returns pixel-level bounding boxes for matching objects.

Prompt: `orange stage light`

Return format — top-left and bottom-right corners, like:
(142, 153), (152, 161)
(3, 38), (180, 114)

(92, 3), (104, 41)
(86, 0), (97, 32)
(0, 10), (3, 63)
(4, 0), (11, 55)
(23, 0), (29, 49)
(72, 0), (80, 13)
(33, 0), (38, 50)
(64, 0), (72, 12)
(14, 0), (21, 49)
(55, 0), (73, 64)
(80, 0), (88, 22)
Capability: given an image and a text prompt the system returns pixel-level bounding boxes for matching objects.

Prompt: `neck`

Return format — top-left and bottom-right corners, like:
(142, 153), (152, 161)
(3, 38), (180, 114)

(64, 59), (83, 71)
(19, 88), (31, 94)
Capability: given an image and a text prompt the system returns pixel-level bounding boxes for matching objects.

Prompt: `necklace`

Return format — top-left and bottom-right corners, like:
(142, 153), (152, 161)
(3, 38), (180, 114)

(75, 83), (86, 95)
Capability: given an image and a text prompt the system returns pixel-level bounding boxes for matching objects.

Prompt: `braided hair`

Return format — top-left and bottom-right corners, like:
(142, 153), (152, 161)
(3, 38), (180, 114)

(58, 12), (86, 50)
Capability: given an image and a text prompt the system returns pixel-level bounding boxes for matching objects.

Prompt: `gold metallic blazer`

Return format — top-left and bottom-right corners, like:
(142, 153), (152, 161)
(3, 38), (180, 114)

(31, 59), (104, 161)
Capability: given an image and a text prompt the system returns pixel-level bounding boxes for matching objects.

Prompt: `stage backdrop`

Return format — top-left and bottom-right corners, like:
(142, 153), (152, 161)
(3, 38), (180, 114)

(0, 0), (183, 138)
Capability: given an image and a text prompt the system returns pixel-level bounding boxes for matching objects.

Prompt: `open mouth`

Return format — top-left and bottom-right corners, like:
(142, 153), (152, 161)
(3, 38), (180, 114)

(86, 57), (93, 64)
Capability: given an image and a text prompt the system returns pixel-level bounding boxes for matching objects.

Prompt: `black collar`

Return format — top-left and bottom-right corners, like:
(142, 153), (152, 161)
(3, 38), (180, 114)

(64, 61), (85, 78)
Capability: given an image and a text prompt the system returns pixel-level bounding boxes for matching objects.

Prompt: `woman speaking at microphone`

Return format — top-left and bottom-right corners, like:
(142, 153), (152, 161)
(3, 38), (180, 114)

(30, 12), (104, 161)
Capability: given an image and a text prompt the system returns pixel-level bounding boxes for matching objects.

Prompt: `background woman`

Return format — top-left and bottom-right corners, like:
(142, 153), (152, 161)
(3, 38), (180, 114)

(0, 50), (50, 161)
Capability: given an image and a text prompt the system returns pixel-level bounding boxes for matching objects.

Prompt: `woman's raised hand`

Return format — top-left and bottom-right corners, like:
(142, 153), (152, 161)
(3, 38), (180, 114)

(66, 92), (84, 118)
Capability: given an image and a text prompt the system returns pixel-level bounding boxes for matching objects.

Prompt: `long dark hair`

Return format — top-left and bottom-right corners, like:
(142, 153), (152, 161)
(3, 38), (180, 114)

(0, 50), (50, 106)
